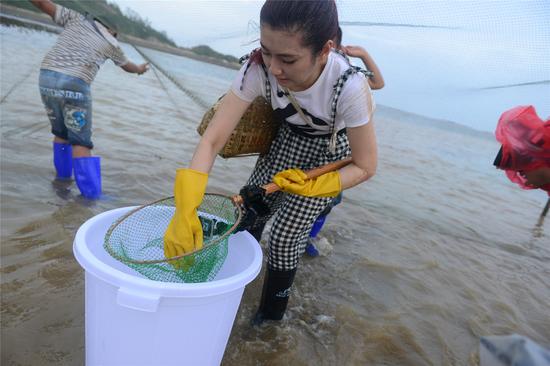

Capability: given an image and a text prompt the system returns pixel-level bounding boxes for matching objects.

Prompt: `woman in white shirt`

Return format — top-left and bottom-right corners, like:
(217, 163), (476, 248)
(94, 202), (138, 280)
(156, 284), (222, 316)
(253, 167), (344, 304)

(164, 0), (378, 325)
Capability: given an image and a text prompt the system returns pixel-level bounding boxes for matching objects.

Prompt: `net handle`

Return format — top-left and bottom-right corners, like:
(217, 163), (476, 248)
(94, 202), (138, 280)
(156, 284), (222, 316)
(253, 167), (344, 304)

(232, 157), (353, 205)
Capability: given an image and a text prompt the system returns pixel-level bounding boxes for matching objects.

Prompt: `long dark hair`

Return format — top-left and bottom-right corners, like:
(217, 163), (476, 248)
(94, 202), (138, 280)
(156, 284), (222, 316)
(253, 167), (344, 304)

(260, 0), (339, 56)
(334, 26), (343, 48)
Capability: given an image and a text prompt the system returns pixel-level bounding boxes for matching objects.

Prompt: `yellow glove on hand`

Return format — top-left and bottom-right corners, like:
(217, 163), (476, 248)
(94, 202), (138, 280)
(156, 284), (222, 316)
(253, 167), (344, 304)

(164, 169), (208, 264)
(273, 168), (341, 197)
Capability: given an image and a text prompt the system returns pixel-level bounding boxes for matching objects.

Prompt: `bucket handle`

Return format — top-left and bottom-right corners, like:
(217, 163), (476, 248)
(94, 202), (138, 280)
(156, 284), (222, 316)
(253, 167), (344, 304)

(117, 287), (160, 312)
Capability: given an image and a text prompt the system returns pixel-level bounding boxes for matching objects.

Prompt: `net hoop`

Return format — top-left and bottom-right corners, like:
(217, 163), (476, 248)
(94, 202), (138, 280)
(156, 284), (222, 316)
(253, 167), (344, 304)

(103, 193), (242, 265)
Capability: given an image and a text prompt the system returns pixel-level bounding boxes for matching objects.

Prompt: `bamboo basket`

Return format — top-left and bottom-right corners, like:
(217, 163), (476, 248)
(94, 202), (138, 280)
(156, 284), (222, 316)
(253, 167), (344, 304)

(197, 96), (279, 158)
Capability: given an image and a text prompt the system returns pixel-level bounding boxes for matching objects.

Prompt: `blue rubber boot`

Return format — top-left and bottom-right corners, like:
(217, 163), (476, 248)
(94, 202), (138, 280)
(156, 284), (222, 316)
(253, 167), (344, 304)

(73, 156), (101, 199)
(310, 215), (327, 238)
(305, 215), (326, 257)
(53, 142), (73, 179)
(305, 239), (320, 257)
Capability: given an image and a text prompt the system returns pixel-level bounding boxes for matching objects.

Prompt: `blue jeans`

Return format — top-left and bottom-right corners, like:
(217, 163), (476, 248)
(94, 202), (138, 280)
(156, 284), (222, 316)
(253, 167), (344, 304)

(39, 69), (93, 148)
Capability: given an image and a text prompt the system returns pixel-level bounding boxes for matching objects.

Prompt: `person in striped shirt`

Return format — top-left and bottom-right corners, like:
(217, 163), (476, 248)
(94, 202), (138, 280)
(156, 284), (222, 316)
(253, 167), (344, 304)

(31, 0), (149, 199)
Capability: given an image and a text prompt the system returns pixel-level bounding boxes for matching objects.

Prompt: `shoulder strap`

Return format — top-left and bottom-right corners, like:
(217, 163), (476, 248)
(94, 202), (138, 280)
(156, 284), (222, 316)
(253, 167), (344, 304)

(333, 48), (350, 64)
(85, 13), (104, 37)
(327, 65), (374, 152)
(84, 12), (118, 47)
(332, 49), (375, 78)
(282, 87), (316, 129)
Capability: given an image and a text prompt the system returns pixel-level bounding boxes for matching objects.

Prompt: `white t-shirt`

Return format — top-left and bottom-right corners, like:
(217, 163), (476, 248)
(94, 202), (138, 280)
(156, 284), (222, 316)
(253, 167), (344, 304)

(231, 51), (374, 136)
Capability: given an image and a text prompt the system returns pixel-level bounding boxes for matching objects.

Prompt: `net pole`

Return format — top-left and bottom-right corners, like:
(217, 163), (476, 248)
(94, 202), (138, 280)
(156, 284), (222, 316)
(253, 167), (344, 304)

(232, 157), (353, 205)
(131, 44), (209, 109)
(541, 197), (550, 219)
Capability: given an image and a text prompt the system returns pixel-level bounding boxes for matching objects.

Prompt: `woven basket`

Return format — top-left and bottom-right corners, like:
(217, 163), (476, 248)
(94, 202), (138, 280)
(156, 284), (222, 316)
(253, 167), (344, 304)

(197, 96), (279, 158)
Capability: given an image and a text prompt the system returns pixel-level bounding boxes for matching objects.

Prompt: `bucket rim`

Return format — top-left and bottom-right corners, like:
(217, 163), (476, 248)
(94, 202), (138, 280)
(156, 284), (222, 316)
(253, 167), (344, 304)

(73, 207), (263, 298)
(104, 194), (243, 265)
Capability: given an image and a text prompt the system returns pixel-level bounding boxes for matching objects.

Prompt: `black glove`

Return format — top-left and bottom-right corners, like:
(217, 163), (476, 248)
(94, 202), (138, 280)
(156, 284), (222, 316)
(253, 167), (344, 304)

(240, 185), (269, 215)
(236, 185), (270, 232)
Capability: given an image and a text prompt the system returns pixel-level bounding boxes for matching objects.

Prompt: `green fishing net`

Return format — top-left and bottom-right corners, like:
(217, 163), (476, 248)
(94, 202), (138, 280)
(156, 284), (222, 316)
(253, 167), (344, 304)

(104, 194), (241, 283)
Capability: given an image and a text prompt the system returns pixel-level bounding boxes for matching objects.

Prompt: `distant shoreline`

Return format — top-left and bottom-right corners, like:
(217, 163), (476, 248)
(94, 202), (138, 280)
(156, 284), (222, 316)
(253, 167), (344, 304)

(0, 3), (240, 71)
(0, 4), (496, 138)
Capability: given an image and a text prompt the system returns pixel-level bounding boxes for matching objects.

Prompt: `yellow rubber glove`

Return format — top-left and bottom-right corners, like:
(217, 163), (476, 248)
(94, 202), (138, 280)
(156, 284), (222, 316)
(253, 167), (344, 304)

(273, 168), (341, 197)
(164, 169), (208, 261)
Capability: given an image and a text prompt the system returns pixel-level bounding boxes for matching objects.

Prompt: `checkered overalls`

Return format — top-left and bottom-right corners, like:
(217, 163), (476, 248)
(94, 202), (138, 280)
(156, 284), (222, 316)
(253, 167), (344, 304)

(239, 50), (372, 271)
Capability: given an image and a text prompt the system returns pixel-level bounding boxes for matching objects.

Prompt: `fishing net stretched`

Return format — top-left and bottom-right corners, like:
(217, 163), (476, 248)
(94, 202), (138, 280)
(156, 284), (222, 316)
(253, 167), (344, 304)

(104, 194), (241, 283)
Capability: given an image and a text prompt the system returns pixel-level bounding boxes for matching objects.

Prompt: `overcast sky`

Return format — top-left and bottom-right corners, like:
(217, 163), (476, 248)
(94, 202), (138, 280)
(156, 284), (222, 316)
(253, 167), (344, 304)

(110, 1), (263, 56)
(110, 1), (549, 58)
(108, 1), (549, 130)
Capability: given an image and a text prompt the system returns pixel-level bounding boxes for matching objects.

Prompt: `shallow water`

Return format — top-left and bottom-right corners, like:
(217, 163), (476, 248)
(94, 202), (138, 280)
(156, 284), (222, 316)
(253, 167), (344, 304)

(1, 26), (549, 366)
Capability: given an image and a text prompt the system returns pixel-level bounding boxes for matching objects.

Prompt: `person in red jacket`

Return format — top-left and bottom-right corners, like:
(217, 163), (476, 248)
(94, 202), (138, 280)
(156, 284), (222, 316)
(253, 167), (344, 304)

(493, 105), (550, 193)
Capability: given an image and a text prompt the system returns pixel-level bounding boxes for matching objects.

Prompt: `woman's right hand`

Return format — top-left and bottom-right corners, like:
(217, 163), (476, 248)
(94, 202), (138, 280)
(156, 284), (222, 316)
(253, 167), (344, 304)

(163, 169), (208, 260)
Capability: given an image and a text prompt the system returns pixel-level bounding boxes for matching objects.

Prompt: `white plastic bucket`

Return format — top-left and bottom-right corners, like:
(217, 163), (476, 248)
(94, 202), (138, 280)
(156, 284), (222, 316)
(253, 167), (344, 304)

(73, 207), (263, 366)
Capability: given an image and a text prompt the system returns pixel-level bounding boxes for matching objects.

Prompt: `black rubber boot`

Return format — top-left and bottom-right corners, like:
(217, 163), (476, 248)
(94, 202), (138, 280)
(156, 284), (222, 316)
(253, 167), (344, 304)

(252, 267), (297, 326)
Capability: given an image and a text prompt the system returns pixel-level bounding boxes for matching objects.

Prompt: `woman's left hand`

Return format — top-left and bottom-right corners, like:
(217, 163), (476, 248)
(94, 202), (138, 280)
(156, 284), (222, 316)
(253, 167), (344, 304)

(273, 169), (341, 197)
